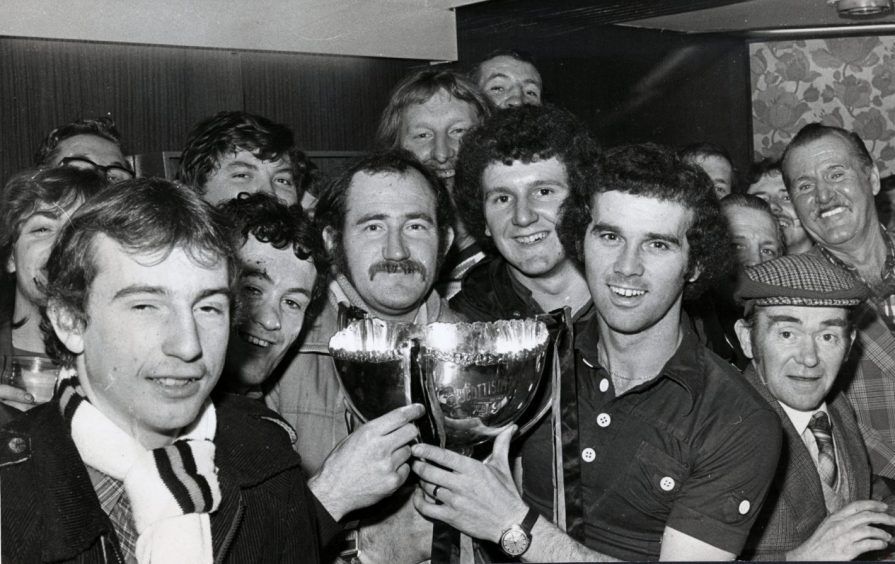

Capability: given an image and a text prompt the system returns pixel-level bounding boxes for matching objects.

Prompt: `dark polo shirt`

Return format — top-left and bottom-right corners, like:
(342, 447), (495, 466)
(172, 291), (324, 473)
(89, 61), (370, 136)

(562, 315), (782, 560)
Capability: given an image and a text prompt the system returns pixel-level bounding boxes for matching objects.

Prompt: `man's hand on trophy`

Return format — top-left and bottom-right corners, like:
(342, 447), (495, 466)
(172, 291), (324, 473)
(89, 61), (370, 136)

(410, 425), (529, 543)
(309, 403), (424, 521)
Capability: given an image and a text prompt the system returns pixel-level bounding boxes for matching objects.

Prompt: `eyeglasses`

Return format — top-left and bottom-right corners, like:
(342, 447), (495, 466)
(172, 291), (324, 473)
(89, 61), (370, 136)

(59, 156), (135, 182)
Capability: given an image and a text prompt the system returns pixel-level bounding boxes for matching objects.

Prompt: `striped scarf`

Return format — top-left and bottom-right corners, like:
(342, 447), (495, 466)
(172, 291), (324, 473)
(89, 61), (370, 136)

(58, 369), (221, 564)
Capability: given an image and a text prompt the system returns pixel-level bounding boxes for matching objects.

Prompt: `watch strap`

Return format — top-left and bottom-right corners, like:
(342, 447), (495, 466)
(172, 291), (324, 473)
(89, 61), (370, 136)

(520, 507), (539, 534)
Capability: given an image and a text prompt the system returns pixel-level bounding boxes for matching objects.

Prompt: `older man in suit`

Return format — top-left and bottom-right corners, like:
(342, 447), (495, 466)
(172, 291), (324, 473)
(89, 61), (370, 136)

(734, 253), (895, 560)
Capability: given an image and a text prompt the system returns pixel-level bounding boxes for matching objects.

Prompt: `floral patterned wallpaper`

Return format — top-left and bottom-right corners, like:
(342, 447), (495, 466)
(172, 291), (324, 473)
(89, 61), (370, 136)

(751, 36), (895, 175)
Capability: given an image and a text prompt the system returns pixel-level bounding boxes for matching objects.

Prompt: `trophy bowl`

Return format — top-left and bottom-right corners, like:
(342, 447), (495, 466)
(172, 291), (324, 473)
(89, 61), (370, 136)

(330, 318), (550, 451)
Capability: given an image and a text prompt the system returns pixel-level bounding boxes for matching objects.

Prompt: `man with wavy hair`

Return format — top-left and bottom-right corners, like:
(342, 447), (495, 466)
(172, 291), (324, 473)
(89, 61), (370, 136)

(0, 179), (422, 563)
(412, 144), (782, 561)
(376, 68), (493, 294)
(178, 110), (311, 206)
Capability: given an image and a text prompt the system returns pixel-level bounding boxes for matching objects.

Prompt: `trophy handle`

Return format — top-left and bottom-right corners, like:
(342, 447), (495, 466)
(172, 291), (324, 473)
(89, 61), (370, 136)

(409, 339), (445, 448)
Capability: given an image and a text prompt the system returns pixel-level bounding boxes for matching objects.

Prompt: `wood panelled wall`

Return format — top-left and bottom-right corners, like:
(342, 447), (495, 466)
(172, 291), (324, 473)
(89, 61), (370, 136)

(0, 36), (428, 181)
(455, 10), (753, 175)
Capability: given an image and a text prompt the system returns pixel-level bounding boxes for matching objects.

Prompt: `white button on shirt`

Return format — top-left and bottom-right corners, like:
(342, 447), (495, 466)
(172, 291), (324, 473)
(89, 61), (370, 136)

(596, 413), (611, 427)
(659, 477), (675, 491)
(599, 378), (609, 392)
(582, 448), (596, 462)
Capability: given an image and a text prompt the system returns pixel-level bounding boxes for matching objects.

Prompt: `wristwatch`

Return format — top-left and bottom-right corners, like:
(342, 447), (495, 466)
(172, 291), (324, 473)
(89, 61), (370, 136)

(499, 507), (539, 557)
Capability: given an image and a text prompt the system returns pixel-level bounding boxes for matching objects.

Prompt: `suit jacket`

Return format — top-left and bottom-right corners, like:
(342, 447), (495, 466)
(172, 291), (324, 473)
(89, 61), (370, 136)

(740, 365), (872, 560)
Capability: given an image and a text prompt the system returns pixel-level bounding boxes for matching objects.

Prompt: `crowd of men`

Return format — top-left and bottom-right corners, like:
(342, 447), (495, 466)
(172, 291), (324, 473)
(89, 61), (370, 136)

(3, 48), (895, 562)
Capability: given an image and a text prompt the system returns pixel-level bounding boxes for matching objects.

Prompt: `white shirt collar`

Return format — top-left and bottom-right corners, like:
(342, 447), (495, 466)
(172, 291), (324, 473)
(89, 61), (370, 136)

(779, 401), (829, 436)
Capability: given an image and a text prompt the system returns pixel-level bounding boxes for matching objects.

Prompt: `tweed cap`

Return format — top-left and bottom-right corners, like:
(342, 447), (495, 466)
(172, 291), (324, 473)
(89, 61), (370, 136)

(735, 253), (869, 312)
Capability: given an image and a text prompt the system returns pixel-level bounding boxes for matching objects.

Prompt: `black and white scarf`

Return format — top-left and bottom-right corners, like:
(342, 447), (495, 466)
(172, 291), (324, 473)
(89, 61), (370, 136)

(58, 369), (221, 563)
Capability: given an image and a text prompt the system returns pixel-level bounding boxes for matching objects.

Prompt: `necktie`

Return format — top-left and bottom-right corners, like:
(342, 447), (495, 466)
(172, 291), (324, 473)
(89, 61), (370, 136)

(808, 411), (837, 488)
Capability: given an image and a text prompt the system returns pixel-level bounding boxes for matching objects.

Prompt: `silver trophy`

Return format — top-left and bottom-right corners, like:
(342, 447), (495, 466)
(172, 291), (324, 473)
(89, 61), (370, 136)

(329, 318), (550, 452)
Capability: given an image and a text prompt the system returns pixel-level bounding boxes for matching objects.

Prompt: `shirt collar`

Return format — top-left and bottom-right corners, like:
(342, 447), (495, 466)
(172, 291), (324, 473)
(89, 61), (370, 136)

(817, 224), (895, 290)
(779, 401), (830, 437)
(574, 312), (704, 408)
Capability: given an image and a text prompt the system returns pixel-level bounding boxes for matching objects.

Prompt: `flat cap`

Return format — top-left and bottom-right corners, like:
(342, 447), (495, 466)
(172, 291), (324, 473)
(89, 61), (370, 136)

(735, 253), (868, 312)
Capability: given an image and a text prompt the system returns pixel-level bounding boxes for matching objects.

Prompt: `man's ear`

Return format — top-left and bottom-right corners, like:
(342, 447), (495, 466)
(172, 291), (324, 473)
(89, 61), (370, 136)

(47, 302), (85, 356)
(734, 319), (755, 360)
(871, 164), (881, 197)
(442, 226), (455, 257)
(322, 226), (337, 256)
(687, 265), (702, 284)
(6, 252), (15, 274)
(845, 328), (857, 359)
(484, 225), (491, 238)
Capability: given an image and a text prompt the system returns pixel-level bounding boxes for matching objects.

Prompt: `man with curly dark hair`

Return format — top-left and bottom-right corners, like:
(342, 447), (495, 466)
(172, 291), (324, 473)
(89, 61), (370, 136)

(178, 110), (311, 206)
(412, 143), (782, 561)
(216, 193), (326, 395)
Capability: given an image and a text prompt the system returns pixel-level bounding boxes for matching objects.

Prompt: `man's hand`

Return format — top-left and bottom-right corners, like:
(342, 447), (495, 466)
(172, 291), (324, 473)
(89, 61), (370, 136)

(0, 383), (33, 411)
(309, 404), (423, 521)
(411, 425), (528, 543)
(787, 500), (895, 561)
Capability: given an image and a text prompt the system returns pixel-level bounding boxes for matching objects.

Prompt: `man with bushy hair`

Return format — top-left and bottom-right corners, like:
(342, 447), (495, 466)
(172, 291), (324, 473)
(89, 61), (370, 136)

(412, 143), (781, 561)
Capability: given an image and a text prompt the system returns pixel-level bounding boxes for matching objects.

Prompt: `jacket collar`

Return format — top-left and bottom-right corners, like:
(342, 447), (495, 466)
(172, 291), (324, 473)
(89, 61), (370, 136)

(742, 365), (828, 533)
(14, 396), (301, 561)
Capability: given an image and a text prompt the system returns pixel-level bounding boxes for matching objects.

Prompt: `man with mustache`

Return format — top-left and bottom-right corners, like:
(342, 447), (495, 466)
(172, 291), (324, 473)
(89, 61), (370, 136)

(746, 159), (814, 256)
(266, 150), (460, 562)
(375, 68), (493, 297)
(782, 123), (895, 484)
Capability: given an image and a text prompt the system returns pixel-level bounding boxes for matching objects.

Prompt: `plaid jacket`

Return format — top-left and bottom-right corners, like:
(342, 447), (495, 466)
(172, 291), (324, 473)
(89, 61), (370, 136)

(807, 241), (895, 480)
(838, 300), (895, 480)
(740, 366), (871, 560)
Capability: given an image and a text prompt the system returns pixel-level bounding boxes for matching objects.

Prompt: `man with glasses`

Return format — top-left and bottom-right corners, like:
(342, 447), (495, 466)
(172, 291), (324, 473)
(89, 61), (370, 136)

(34, 116), (134, 182)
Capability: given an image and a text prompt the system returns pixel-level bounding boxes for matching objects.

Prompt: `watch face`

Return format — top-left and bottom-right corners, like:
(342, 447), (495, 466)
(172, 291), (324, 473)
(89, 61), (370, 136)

(500, 526), (531, 557)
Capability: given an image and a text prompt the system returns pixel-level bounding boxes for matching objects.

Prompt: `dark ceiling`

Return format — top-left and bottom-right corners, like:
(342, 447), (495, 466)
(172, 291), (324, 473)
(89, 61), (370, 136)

(457, 0), (754, 36)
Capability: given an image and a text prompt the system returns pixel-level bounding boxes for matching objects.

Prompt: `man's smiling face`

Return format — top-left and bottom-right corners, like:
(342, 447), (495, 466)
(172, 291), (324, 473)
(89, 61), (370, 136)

(226, 235), (317, 388)
(583, 191), (694, 335)
(784, 134), (880, 253)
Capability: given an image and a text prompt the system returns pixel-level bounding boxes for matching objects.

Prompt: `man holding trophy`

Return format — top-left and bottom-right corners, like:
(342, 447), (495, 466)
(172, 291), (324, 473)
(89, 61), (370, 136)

(266, 150), (461, 562)
(411, 143), (783, 561)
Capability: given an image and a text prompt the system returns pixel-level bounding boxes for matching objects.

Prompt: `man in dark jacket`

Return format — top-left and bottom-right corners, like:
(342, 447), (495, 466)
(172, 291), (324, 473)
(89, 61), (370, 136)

(0, 178), (421, 563)
(734, 253), (895, 560)
(449, 106), (596, 543)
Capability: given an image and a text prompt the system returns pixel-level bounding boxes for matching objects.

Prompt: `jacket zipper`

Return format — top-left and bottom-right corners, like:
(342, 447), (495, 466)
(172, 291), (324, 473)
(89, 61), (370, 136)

(214, 494), (246, 564)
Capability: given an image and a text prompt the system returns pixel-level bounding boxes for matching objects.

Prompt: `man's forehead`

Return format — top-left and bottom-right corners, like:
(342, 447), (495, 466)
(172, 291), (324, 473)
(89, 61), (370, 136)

(786, 135), (857, 171)
(481, 56), (541, 80)
(54, 134), (125, 164)
(402, 90), (478, 121)
(747, 172), (785, 195)
(482, 157), (569, 188)
(239, 234), (314, 273)
(347, 169), (434, 201)
(89, 234), (228, 285)
(756, 304), (848, 324)
(219, 148), (292, 167)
